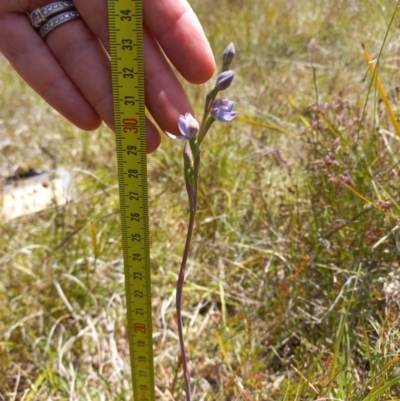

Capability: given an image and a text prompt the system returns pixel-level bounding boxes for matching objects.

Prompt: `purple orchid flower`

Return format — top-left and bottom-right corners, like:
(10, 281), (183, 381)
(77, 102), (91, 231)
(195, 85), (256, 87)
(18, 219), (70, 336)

(165, 113), (199, 140)
(210, 98), (238, 122)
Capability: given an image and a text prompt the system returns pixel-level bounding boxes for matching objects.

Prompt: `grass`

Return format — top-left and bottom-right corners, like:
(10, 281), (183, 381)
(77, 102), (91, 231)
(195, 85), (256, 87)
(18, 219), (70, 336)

(1, 0), (400, 399)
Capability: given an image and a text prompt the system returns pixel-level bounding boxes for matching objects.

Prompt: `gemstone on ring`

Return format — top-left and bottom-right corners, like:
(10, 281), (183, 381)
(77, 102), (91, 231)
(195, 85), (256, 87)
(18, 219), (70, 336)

(29, 1), (76, 29)
(30, 10), (46, 28)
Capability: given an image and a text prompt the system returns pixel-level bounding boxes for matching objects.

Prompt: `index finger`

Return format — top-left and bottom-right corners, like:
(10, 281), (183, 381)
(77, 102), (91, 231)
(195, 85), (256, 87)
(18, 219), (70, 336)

(143, 0), (216, 84)
(76, 0), (215, 84)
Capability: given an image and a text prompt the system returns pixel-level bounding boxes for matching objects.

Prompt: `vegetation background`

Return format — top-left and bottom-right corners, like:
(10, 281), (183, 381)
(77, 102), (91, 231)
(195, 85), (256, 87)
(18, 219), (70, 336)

(1, 0), (400, 399)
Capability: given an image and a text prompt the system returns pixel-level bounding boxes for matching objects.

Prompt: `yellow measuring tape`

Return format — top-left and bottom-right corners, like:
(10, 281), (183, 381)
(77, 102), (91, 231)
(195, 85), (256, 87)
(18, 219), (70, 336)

(107, 1), (155, 400)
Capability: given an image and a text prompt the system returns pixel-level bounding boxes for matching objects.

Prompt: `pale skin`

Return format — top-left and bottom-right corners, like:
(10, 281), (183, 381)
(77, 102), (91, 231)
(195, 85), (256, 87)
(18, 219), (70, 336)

(0, 0), (216, 153)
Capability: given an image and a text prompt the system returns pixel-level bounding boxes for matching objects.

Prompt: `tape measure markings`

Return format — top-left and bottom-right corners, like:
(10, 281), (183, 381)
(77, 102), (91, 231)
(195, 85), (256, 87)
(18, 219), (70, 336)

(108, 0), (155, 400)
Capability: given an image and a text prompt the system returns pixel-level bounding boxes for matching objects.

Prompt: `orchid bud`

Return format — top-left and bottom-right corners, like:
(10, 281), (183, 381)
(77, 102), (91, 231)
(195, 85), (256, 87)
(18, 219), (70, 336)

(215, 70), (235, 91)
(179, 113), (199, 139)
(222, 42), (235, 71)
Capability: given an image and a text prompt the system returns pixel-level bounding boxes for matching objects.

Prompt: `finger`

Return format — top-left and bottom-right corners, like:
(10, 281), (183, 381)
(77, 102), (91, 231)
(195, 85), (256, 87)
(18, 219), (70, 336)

(146, 117), (161, 153)
(144, 28), (194, 135)
(0, 13), (101, 131)
(72, 2), (195, 137)
(45, 18), (162, 153)
(143, 0), (215, 84)
(76, 0), (215, 85)
(74, 0), (110, 52)
(43, 17), (115, 129)
(44, 6), (166, 151)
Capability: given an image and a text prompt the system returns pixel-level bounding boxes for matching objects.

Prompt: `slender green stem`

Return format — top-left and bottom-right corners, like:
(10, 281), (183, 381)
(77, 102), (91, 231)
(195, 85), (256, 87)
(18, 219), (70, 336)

(176, 153), (200, 401)
(198, 89), (218, 143)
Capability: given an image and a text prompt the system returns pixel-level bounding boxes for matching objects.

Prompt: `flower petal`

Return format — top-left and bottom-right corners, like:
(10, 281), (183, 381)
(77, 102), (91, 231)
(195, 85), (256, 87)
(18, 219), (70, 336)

(222, 103), (234, 113)
(210, 107), (220, 120)
(213, 98), (223, 108)
(184, 113), (200, 139)
(219, 111), (238, 122)
(178, 115), (189, 138)
(165, 131), (187, 140)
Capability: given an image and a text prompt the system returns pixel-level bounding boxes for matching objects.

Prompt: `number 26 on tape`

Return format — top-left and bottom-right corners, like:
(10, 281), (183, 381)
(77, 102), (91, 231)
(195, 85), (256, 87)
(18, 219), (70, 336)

(123, 118), (138, 133)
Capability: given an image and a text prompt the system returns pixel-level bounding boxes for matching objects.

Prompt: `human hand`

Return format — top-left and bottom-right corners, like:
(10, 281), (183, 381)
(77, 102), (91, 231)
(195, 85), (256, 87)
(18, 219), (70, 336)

(0, 0), (216, 153)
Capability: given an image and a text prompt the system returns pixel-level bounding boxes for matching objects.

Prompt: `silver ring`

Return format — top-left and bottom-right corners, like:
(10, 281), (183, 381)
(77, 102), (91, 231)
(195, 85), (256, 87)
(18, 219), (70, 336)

(30, 1), (76, 28)
(39, 10), (81, 39)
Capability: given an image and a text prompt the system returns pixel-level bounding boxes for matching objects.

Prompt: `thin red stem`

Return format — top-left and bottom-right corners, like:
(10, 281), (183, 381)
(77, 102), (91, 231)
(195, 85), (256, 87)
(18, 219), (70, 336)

(176, 154), (200, 401)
